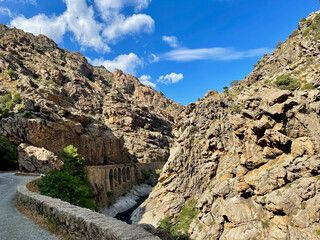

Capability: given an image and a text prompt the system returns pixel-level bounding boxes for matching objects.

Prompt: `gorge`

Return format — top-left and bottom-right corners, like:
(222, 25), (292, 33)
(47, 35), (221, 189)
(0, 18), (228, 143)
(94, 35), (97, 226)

(2, 8), (320, 240)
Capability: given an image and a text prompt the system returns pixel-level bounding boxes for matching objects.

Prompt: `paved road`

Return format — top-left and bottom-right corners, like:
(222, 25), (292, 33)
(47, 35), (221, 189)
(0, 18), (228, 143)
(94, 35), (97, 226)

(0, 172), (58, 240)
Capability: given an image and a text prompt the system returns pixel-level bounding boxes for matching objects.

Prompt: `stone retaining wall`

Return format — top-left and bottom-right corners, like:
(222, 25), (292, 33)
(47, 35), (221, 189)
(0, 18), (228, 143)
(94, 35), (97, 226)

(15, 179), (160, 240)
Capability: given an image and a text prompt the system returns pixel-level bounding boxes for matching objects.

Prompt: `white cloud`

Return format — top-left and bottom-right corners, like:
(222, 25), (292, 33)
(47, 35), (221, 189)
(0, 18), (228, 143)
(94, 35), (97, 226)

(162, 47), (272, 61)
(94, 0), (152, 13)
(158, 72), (184, 84)
(91, 53), (143, 75)
(147, 53), (159, 63)
(9, 0), (154, 53)
(162, 35), (179, 48)
(139, 75), (156, 88)
(11, 14), (67, 43)
(103, 14), (154, 41)
(0, 7), (13, 18)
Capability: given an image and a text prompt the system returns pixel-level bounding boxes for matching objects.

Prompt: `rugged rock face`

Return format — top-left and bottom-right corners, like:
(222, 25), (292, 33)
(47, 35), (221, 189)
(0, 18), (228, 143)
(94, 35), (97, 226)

(136, 11), (320, 239)
(18, 143), (63, 174)
(0, 24), (183, 166)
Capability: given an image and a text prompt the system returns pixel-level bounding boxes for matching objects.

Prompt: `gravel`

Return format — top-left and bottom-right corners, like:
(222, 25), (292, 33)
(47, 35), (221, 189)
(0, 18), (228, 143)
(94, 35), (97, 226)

(0, 172), (58, 240)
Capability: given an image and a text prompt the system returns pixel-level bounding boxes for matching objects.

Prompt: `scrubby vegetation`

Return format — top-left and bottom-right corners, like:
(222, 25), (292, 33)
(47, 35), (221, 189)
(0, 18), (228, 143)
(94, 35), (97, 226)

(301, 83), (315, 90)
(0, 93), (22, 119)
(0, 136), (18, 171)
(274, 74), (301, 90)
(159, 199), (199, 240)
(38, 145), (97, 211)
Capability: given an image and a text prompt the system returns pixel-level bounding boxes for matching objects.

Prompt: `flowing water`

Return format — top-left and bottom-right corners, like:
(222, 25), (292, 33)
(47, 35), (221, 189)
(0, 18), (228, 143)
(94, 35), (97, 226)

(115, 196), (147, 224)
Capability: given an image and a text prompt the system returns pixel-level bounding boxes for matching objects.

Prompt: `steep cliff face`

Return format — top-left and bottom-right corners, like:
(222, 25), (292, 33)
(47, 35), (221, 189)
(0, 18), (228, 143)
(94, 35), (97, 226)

(135, 11), (320, 239)
(0, 24), (183, 165)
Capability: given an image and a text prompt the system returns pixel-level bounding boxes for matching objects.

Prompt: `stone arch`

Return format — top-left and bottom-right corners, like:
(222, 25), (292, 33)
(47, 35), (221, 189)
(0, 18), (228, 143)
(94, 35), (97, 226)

(122, 168), (126, 182)
(127, 167), (130, 180)
(109, 169), (114, 190)
(114, 168), (118, 187)
(118, 168), (121, 185)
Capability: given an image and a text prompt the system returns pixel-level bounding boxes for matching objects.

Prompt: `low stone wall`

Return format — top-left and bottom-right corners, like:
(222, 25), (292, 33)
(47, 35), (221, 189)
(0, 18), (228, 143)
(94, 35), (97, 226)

(15, 179), (160, 240)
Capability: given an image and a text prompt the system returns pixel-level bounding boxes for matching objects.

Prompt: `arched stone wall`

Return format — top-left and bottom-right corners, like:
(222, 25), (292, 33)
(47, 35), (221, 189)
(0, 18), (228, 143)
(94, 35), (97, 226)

(87, 162), (165, 207)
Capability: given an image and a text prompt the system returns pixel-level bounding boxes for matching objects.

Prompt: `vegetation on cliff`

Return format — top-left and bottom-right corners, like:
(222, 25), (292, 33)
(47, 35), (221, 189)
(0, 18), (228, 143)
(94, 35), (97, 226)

(38, 145), (97, 211)
(0, 136), (18, 170)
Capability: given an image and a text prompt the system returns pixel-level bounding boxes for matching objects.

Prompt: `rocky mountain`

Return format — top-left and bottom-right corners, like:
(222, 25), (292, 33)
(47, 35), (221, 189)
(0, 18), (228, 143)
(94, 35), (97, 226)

(134, 11), (320, 239)
(0, 23), (183, 168)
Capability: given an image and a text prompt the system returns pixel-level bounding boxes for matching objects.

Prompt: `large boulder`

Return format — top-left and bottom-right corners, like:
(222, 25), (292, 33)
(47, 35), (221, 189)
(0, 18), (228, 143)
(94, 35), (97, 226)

(18, 143), (63, 174)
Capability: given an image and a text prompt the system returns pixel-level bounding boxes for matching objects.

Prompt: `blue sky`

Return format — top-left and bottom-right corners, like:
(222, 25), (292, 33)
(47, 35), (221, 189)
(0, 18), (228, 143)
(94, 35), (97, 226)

(0, 0), (319, 105)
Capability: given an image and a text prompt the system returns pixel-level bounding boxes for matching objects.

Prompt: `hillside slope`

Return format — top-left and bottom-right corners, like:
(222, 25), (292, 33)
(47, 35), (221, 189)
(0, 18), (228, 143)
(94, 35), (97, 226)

(134, 11), (320, 240)
(0, 24), (183, 166)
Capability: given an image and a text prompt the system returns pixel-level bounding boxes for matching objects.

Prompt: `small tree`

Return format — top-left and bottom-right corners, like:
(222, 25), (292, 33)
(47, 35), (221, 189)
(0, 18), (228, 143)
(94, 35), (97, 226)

(223, 86), (229, 94)
(276, 40), (283, 48)
(7, 68), (14, 81)
(230, 80), (239, 87)
(38, 145), (97, 211)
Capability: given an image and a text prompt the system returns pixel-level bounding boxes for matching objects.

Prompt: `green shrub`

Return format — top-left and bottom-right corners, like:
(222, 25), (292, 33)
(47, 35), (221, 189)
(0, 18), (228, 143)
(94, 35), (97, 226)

(38, 145), (97, 211)
(300, 17), (306, 23)
(302, 28), (310, 37)
(7, 68), (14, 80)
(13, 94), (22, 104)
(276, 40), (283, 48)
(158, 199), (198, 239)
(301, 83), (315, 90)
(107, 191), (113, 197)
(0, 136), (18, 170)
(291, 29), (299, 37)
(0, 94), (12, 107)
(274, 75), (301, 90)
(57, 110), (65, 118)
(231, 104), (241, 113)
(155, 169), (162, 176)
(190, 126), (198, 135)
(316, 230), (320, 236)
(230, 80), (239, 87)
(5, 101), (15, 111)
(144, 123), (150, 130)
(223, 86), (229, 94)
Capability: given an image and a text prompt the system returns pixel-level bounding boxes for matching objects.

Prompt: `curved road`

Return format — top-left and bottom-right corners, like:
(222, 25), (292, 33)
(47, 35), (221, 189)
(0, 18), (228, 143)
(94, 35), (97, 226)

(0, 172), (58, 240)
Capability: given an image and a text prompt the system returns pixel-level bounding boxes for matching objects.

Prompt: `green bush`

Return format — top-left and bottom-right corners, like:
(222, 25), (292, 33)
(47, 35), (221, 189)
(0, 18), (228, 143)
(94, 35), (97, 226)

(0, 136), (18, 170)
(231, 104), (241, 113)
(13, 94), (22, 104)
(144, 123), (150, 130)
(301, 83), (315, 90)
(229, 80), (239, 87)
(0, 94), (12, 107)
(38, 145), (97, 211)
(223, 86), (229, 94)
(276, 40), (283, 48)
(158, 199), (198, 240)
(190, 126), (198, 135)
(274, 75), (301, 90)
(302, 28), (310, 37)
(300, 17), (306, 23)
(7, 68), (14, 80)
(291, 29), (299, 37)
(5, 101), (15, 111)
(57, 110), (65, 118)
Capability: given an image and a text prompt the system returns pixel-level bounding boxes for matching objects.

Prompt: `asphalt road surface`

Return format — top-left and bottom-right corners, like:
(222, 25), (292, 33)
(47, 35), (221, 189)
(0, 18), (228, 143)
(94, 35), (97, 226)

(0, 172), (58, 240)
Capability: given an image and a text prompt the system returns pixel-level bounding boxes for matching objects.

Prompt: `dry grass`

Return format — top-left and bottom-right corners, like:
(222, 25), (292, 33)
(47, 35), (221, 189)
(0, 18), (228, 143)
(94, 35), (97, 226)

(26, 178), (41, 193)
(15, 201), (73, 240)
